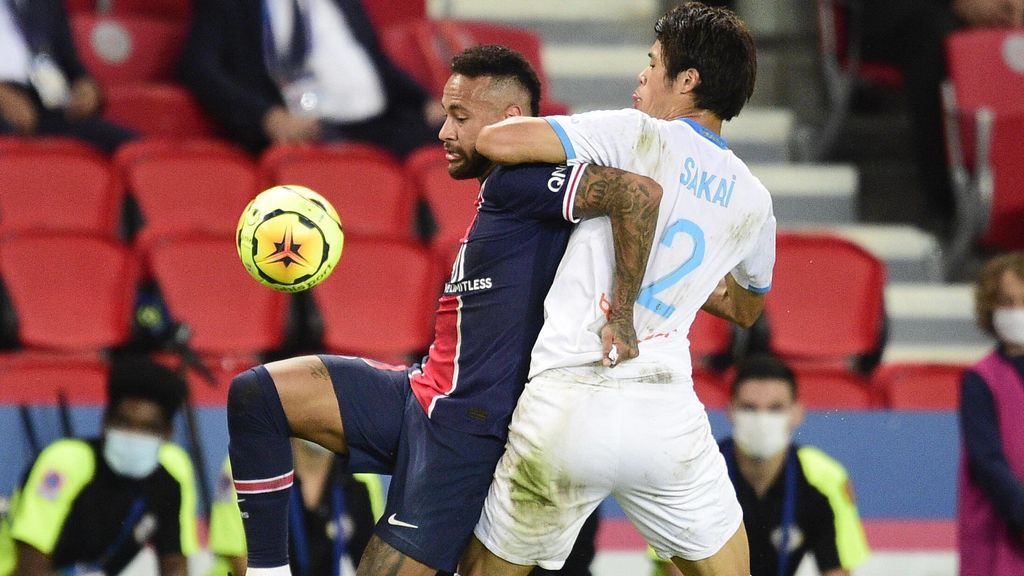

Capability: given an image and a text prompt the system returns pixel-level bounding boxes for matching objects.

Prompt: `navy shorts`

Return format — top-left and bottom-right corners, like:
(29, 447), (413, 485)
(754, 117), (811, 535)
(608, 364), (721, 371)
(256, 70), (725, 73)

(320, 355), (505, 572)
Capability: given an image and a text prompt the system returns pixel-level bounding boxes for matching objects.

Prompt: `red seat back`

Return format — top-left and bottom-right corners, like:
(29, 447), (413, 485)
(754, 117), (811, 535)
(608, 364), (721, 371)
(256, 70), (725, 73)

(0, 234), (138, 350)
(313, 237), (436, 363)
(692, 367), (729, 410)
(793, 367), (876, 409)
(103, 83), (217, 138)
(65, 0), (191, 21)
(262, 144), (416, 240)
(146, 234), (288, 356)
(0, 149), (121, 237)
(766, 233), (886, 367)
(0, 359), (108, 405)
(71, 14), (187, 86)
(873, 362), (965, 410)
(363, 0), (425, 32)
(689, 310), (732, 366)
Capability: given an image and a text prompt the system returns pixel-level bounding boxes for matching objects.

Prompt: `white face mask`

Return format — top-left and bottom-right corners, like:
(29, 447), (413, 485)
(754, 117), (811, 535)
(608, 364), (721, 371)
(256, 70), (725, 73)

(993, 308), (1024, 347)
(732, 410), (791, 460)
(104, 428), (162, 479)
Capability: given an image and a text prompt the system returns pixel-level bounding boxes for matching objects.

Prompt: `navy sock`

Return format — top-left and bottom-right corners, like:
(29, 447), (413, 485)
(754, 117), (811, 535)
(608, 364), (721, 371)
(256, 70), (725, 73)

(227, 366), (294, 569)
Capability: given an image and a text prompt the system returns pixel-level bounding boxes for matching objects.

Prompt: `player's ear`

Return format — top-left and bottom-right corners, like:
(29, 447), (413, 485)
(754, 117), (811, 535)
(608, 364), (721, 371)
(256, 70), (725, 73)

(503, 104), (524, 119)
(676, 68), (700, 94)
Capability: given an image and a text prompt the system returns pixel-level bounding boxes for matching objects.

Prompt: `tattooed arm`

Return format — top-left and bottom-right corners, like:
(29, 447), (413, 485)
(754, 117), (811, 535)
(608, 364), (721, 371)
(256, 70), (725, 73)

(572, 166), (662, 366)
(701, 274), (765, 329)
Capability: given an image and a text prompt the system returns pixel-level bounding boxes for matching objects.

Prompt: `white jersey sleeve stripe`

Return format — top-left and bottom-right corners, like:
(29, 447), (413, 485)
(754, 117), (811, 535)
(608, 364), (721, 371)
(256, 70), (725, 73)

(563, 163), (586, 223)
(545, 117), (577, 161)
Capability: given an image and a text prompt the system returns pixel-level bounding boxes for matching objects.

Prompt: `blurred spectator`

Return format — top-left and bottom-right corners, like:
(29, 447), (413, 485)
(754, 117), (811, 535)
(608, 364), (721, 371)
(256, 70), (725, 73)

(0, 0), (135, 153)
(959, 251), (1024, 576)
(653, 355), (870, 576)
(206, 440), (383, 576)
(859, 0), (1024, 237)
(0, 357), (197, 576)
(178, 0), (442, 155)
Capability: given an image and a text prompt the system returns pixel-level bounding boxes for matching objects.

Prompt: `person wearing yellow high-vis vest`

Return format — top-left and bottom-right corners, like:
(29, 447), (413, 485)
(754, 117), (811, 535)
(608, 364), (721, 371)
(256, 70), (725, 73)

(0, 358), (199, 576)
(653, 355), (870, 576)
(207, 439), (385, 576)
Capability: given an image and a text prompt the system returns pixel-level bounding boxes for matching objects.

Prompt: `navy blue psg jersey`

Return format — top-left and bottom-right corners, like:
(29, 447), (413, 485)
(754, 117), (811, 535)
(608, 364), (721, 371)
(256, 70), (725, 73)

(409, 162), (587, 438)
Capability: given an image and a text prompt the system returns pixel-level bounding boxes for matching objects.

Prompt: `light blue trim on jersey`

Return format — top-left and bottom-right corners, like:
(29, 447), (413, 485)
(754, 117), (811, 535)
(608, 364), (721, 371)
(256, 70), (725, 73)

(747, 283), (771, 294)
(545, 118), (577, 160)
(678, 118), (728, 150)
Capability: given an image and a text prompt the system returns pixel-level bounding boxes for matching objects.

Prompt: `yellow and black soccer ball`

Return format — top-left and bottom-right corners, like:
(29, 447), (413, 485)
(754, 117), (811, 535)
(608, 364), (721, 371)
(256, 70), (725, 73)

(236, 185), (344, 292)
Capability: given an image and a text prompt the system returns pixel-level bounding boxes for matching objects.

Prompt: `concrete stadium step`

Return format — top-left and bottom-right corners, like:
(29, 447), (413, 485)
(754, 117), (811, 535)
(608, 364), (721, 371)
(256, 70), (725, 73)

(787, 224), (944, 283)
(430, 0), (659, 21)
(885, 283), (991, 350)
(882, 343), (990, 365)
(750, 163), (858, 225)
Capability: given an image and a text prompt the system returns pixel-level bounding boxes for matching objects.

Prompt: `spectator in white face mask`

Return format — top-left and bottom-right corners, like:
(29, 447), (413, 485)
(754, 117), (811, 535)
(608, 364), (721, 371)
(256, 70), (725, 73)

(959, 252), (1024, 576)
(0, 357), (197, 576)
(719, 355), (870, 576)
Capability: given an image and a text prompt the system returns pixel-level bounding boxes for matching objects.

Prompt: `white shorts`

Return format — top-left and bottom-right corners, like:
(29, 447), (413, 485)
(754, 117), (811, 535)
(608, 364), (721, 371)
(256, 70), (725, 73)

(475, 367), (742, 570)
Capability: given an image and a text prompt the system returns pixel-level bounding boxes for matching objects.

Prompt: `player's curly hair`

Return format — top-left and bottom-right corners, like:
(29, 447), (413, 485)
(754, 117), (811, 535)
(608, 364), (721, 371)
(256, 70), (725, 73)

(450, 44), (542, 117)
(974, 251), (1024, 337)
(654, 2), (757, 120)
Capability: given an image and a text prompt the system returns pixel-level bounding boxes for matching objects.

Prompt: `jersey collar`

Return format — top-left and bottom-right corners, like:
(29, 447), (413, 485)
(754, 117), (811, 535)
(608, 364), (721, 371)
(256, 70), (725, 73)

(677, 117), (729, 150)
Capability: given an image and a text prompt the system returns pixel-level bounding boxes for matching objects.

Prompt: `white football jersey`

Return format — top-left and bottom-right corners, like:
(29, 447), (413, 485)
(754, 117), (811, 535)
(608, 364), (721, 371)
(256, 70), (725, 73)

(530, 109), (776, 379)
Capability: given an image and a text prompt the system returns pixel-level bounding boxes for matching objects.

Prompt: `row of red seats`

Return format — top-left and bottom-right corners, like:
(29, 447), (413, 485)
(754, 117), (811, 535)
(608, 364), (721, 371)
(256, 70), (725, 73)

(0, 356), (966, 411)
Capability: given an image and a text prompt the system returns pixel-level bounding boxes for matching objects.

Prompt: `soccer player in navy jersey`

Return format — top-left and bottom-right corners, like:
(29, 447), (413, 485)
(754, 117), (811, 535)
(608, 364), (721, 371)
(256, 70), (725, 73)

(225, 45), (662, 576)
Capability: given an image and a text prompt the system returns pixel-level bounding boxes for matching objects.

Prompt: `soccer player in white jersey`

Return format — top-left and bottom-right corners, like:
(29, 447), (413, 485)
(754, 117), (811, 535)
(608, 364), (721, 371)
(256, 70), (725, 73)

(460, 4), (774, 576)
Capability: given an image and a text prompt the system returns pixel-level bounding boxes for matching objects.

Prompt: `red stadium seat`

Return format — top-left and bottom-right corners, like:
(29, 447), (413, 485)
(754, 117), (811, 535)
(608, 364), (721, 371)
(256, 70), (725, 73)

(793, 366), (877, 409)
(71, 14), (187, 87)
(261, 143), (417, 240)
(689, 310), (732, 367)
(872, 362), (965, 410)
(0, 359), (108, 405)
(944, 29), (1024, 257)
(0, 148), (121, 237)
(314, 237), (437, 363)
(0, 136), (100, 155)
(382, 19), (570, 116)
(0, 234), (138, 351)
(145, 234), (289, 356)
(118, 140), (257, 246)
(692, 367), (729, 410)
(64, 0), (191, 21)
(103, 83), (218, 138)
(766, 233), (886, 370)
(363, 0), (425, 32)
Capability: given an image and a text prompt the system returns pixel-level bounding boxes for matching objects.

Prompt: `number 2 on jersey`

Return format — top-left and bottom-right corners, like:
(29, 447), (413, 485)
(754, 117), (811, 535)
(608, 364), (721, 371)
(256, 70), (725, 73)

(637, 219), (705, 318)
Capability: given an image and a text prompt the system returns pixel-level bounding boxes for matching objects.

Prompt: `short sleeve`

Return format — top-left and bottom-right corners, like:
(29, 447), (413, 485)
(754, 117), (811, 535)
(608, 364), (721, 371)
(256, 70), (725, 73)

(545, 109), (648, 168)
(484, 163), (588, 223)
(9, 440), (96, 555)
(729, 214), (775, 293)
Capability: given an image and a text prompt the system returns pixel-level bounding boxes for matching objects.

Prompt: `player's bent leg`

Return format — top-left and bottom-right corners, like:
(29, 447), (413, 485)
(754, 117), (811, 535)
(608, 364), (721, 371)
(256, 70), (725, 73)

(669, 522), (750, 576)
(460, 536), (535, 576)
(264, 355), (346, 453)
(356, 535), (438, 576)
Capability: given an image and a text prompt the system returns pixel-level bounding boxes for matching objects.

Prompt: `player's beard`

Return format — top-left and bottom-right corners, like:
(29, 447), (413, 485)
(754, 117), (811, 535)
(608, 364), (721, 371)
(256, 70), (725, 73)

(448, 149), (491, 180)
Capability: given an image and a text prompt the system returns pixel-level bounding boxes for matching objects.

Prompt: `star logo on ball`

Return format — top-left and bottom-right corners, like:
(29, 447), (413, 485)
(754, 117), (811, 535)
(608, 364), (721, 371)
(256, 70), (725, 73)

(263, 224), (311, 268)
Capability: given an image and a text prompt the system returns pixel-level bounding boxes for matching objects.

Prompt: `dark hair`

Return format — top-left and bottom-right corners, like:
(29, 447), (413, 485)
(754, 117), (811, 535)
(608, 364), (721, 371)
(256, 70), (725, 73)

(974, 251), (1024, 337)
(108, 357), (188, 425)
(654, 2), (757, 120)
(730, 354), (797, 399)
(450, 44), (542, 117)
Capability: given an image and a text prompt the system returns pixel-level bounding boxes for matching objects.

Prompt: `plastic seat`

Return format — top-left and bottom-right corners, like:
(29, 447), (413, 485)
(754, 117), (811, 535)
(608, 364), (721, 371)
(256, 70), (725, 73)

(313, 237), (437, 363)
(0, 136), (100, 155)
(363, 0), (425, 32)
(0, 234), (138, 351)
(692, 367), (729, 410)
(0, 148), (120, 238)
(103, 83), (217, 138)
(64, 0), (191, 20)
(793, 366), (876, 409)
(262, 144), (416, 240)
(943, 29), (1024, 257)
(118, 141), (257, 246)
(765, 233), (886, 370)
(689, 310), (732, 367)
(872, 362), (965, 410)
(71, 13), (187, 86)
(0, 359), (108, 405)
(382, 19), (570, 116)
(145, 234), (288, 356)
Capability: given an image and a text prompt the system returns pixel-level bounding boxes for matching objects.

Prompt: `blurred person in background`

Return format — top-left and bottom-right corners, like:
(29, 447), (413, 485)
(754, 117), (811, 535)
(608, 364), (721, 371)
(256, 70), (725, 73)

(0, 0), (135, 153)
(206, 440), (384, 576)
(0, 357), (198, 576)
(959, 251), (1024, 576)
(179, 0), (442, 155)
(654, 355), (870, 576)
(860, 0), (1024, 237)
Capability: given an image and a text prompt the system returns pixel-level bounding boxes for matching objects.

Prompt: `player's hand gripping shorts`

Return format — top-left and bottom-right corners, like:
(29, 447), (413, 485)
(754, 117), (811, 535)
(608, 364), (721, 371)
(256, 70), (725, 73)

(474, 367), (743, 570)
